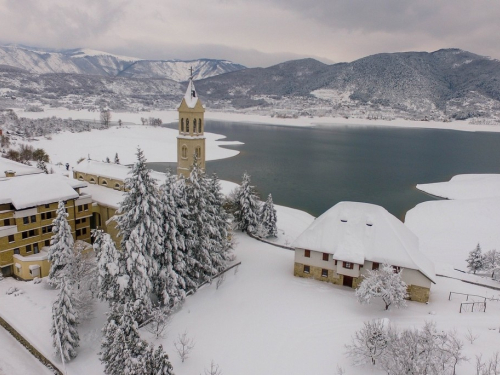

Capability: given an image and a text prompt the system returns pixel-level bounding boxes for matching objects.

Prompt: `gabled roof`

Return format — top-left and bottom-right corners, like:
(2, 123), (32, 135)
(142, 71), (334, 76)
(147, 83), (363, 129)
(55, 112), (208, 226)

(0, 157), (43, 178)
(0, 174), (84, 209)
(293, 201), (436, 283)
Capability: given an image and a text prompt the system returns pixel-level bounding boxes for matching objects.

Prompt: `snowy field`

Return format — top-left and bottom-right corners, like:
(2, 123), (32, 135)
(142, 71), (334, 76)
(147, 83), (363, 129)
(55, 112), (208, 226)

(1, 234), (500, 375)
(16, 106), (500, 133)
(16, 124), (243, 167)
(406, 174), (500, 273)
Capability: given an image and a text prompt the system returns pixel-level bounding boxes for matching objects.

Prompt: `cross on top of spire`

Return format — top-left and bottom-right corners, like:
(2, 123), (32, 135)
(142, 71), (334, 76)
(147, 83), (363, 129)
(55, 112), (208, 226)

(189, 66), (194, 80)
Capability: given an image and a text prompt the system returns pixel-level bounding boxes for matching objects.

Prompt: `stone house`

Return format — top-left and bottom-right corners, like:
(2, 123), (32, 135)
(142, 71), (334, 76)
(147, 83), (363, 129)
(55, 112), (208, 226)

(293, 201), (436, 303)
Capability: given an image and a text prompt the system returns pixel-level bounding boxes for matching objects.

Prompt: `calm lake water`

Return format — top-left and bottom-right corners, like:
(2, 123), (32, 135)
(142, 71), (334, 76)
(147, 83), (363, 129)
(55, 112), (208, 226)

(149, 121), (500, 221)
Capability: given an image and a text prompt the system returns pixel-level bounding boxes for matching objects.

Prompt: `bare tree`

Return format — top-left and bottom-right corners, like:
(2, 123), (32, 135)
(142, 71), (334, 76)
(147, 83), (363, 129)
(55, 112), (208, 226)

(203, 360), (222, 375)
(145, 305), (171, 339)
(174, 330), (195, 363)
(346, 319), (389, 365)
(465, 328), (480, 344)
(100, 110), (112, 128)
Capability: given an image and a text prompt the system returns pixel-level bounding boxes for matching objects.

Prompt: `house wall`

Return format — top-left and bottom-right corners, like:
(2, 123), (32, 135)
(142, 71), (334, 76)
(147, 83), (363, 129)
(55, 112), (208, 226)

(294, 249), (432, 303)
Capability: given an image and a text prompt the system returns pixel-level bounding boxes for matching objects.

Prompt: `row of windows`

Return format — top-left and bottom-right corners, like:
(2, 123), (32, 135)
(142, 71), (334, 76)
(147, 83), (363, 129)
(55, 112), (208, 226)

(41, 211), (55, 220)
(303, 250), (382, 271)
(77, 204), (89, 212)
(76, 227), (88, 237)
(303, 265), (329, 277)
(13, 240), (49, 255)
(180, 118), (202, 133)
(75, 218), (87, 225)
(181, 146), (202, 159)
(41, 225), (53, 234)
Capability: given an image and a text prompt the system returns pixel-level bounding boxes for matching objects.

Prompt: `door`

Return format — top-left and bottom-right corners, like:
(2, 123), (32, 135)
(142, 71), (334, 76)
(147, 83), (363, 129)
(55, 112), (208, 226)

(343, 275), (353, 288)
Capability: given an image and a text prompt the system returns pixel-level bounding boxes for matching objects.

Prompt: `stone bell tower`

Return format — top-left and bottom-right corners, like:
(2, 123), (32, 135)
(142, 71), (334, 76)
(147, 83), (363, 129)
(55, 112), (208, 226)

(177, 71), (206, 178)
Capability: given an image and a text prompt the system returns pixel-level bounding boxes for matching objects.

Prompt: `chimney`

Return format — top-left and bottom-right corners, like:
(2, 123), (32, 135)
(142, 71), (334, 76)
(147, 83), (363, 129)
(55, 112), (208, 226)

(4, 170), (16, 178)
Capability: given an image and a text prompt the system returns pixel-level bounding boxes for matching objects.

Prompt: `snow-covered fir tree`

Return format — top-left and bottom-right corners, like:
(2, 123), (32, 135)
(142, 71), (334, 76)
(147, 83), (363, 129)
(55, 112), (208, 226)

(259, 193), (278, 238)
(114, 153), (120, 164)
(185, 156), (216, 284)
(100, 302), (173, 375)
(356, 264), (408, 310)
(157, 169), (186, 306)
(48, 201), (75, 288)
(93, 230), (121, 303)
(116, 148), (163, 311)
(36, 158), (48, 173)
(233, 172), (260, 233)
(206, 173), (232, 274)
(51, 277), (80, 362)
(119, 229), (153, 319)
(466, 243), (485, 274)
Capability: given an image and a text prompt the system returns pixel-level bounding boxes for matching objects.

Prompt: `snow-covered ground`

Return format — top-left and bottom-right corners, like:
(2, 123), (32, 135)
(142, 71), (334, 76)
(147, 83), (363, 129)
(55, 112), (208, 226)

(1, 202), (500, 375)
(16, 107), (500, 133)
(406, 174), (500, 273)
(17, 124), (243, 167)
(0, 327), (54, 375)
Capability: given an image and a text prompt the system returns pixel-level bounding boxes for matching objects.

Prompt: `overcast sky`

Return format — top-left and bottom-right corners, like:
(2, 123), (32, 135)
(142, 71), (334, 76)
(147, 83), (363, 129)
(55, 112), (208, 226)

(1, 0), (499, 67)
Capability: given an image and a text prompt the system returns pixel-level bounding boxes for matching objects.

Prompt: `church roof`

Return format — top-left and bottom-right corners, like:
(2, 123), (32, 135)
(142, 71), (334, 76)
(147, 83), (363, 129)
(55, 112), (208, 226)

(182, 78), (199, 109)
(292, 201), (436, 283)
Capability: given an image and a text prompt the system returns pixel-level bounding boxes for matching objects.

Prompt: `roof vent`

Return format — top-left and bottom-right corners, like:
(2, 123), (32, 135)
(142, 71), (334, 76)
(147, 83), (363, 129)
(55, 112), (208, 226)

(4, 170), (16, 178)
(341, 219), (347, 223)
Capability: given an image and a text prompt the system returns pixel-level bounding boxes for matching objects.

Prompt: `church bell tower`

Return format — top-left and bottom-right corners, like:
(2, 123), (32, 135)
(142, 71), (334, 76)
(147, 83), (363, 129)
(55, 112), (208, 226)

(177, 71), (206, 178)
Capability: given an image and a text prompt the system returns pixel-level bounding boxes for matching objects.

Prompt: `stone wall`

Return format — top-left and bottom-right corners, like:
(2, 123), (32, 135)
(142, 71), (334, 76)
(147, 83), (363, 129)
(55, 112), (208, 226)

(294, 262), (343, 286)
(408, 284), (431, 303)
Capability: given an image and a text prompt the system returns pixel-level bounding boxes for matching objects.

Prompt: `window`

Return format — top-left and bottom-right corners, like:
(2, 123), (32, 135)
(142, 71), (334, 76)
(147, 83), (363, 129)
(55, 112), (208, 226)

(372, 262), (380, 270)
(76, 229), (81, 237)
(22, 231), (28, 239)
(195, 146), (201, 158)
(304, 250), (311, 258)
(76, 219), (81, 225)
(29, 229), (35, 237)
(393, 266), (401, 274)
(78, 175), (84, 181)
(90, 178), (96, 184)
(335, 260), (338, 265)
(82, 218), (86, 223)
(14, 248), (20, 255)
(42, 225), (52, 234)
(41, 211), (53, 220)
(321, 269), (328, 277)
(343, 262), (353, 269)
(78, 205), (83, 212)
(198, 119), (202, 133)
(193, 118), (197, 132)
(115, 183), (121, 190)
(4, 218), (10, 226)
(82, 228), (87, 235)
(322, 253), (329, 261)
(303, 265), (310, 274)
(30, 215), (36, 223)
(182, 145), (187, 158)
(102, 180), (108, 186)
(26, 244), (32, 253)
(44, 240), (50, 247)
(181, 118), (184, 132)
(8, 235), (14, 243)
(186, 119), (190, 132)
(23, 217), (29, 225)
(84, 204), (89, 211)
(45, 204), (50, 208)
(33, 243), (39, 254)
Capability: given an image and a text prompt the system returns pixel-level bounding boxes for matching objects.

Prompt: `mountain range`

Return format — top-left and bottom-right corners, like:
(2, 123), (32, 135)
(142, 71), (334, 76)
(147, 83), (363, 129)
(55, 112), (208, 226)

(0, 46), (499, 120)
(0, 45), (246, 81)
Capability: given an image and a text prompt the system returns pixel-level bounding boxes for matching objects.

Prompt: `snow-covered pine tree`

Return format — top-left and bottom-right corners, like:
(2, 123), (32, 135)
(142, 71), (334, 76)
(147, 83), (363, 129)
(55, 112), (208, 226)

(93, 230), (121, 303)
(151, 345), (174, 375)
(206, 173), (232, 274)
(233, 172), (260, 233)
(51, 277), (80, 362)
(157, 169), (186, 307)
(100, 301), (153, 375)
(260, 193), (278, 238)
(466, 243), (485, 274)
(355, 264), (408, 310)
(119, 229), (153, 319)
(114, 153), (120, 164)
(116, 148), (163, 309)
(37, 159), (48, 173)
(48, 201), (75, 288)
(185, 155), (216, 284)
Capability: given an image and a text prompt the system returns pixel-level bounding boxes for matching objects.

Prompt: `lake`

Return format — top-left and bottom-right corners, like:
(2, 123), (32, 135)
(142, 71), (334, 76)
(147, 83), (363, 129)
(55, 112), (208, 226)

(149, 121), (500, 220)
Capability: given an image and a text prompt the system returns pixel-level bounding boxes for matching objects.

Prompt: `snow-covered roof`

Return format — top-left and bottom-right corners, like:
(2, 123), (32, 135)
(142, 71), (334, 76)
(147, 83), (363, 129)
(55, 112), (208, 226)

(293, 202), (436, 283)
(73, 159), (167, 184)
(0, 174), (85, 210)
(0, 157), (43, 178)
(182, 79), (199, 109)
(81, 184), (125, 210)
